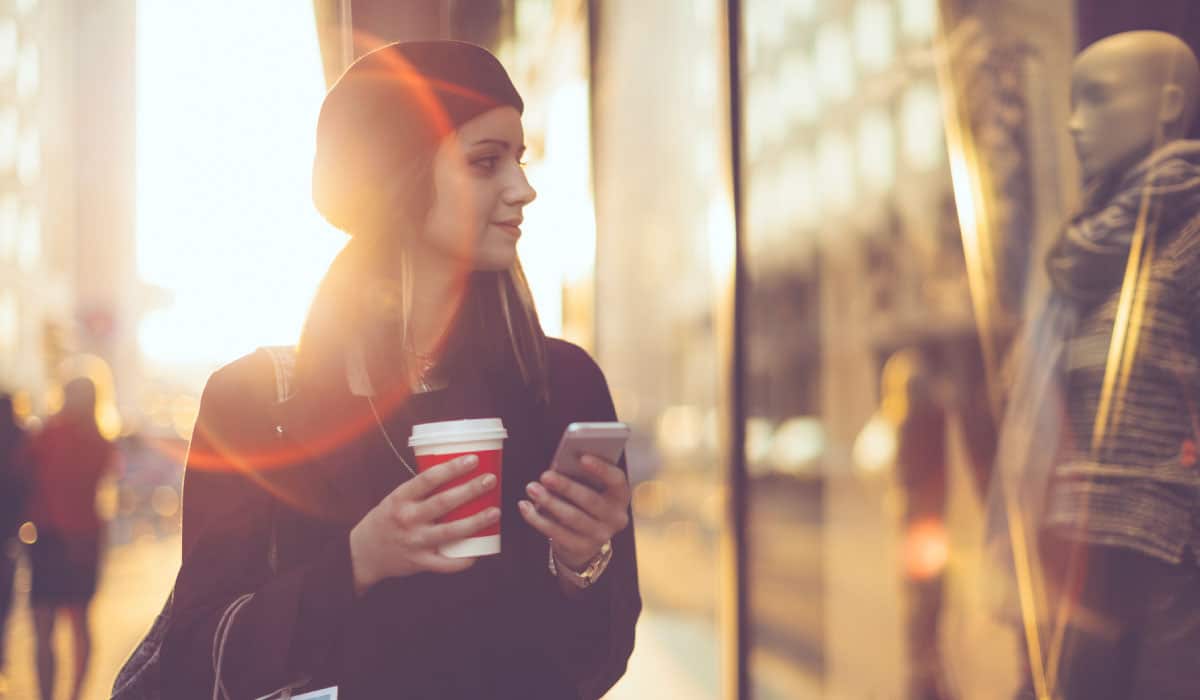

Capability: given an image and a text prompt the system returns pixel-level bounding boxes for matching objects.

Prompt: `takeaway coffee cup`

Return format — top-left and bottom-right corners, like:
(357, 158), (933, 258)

(408, 418), (507, 558)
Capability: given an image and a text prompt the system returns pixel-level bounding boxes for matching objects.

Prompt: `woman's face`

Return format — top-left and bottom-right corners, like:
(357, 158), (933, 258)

(419, 106), (536, 271)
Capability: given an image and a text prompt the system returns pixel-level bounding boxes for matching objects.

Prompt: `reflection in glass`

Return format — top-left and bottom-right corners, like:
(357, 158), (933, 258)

(816, 129), (856, 211)
(0, 20), (17, 77)
(0, 193), (18, 261)
(900, 80), (944, 171)
(0, 107), (17, 172)
(854, 1), (895, 73)
(857, 107), (896, 192)
(17, 204), (40, 270)
(769, 416), (824, 475)
(782, 151), (818, 230)
(783, 51), (820, 126)
(0, 292), (17, 352)
(16, 42), (38, 99)
(814, 23), (855, 102)
(590, 0), (730, 696)
(899, 0), (938, 41)
(17, 126), (39, 185)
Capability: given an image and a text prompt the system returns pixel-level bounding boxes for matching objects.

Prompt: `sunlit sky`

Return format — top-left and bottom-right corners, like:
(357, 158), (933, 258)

(136, 1), (342, 368)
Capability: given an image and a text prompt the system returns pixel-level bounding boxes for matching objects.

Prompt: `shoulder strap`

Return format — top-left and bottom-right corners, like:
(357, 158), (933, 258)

(258, 345), (296, 575)
(260, 346), (297, 404)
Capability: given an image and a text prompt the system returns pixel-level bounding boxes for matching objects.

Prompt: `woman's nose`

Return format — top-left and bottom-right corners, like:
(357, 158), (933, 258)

(506, 169), (537, 206)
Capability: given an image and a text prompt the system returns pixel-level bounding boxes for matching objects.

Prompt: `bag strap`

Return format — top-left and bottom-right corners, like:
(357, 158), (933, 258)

(261, 345), (297, 404)
(207, 347), (301, 700)
(259, 346), (297, 574)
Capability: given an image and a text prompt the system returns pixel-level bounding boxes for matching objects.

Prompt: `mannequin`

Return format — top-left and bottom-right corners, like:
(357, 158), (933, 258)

(1068, 31), (1200, 183)
(1017, 30), (1200, 700)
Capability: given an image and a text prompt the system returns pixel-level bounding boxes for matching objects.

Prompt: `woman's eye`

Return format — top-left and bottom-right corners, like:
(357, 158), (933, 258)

(473, 156), (499, 171)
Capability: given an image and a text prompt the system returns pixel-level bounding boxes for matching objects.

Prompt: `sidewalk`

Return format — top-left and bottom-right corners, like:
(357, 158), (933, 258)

(1, 536), (179, 700)
(0, 536), (746, 700)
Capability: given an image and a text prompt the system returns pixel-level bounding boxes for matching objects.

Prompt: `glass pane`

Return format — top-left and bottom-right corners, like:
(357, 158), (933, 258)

(0, 193), (18, 261)
(16, 125), (39, 185)
(16, 42), (38, 100)
(0, 20), (17, 77)
(741, 1), (1078, 698)
(0, 291), (17, 353)
(591, 0), (732, 696)
(0, 107), (17, 172)
(17, 203), (39, 269)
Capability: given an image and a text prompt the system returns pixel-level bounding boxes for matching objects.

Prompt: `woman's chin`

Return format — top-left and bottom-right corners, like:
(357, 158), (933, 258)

(472, 249), (518, 272)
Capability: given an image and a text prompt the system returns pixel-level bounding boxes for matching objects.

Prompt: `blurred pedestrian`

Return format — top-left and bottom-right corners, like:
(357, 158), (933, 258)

(26, 377), (117, 700)
(0, 394), (29, 690)
(155, 40), (640, 699)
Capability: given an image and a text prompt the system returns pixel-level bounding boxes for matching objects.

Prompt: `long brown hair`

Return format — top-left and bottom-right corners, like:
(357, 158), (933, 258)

(296, 151), (548, 405)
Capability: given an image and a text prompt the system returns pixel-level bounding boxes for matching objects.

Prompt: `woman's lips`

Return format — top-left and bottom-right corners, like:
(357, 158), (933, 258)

(493, 222), (521, 238)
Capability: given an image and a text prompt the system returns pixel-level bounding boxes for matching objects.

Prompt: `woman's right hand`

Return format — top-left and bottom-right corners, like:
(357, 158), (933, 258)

(349, 454), (499, 595)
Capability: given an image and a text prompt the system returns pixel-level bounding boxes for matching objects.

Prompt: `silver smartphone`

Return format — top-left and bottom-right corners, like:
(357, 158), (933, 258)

(550, 421), (630, 490)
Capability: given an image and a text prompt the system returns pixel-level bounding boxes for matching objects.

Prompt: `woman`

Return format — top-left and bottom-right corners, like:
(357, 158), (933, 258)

(27, 377), (116, 700)
(160, 41), (640, 699)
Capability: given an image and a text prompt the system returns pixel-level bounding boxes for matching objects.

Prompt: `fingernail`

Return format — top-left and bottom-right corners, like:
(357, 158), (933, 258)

(518, 500), (532, 514)
(462, 454), (479, 466)
(487, 507), (500, 520)
(526, 482), (543, 498)
(481, 474), (497, 488)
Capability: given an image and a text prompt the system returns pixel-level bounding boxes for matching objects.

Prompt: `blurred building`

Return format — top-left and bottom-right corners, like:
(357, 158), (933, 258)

(0, 0), (157, 426)
(0, 0), (73, 414)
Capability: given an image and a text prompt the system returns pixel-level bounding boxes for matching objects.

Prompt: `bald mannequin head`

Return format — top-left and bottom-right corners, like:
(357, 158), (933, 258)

(1069, 31), (1200, 182)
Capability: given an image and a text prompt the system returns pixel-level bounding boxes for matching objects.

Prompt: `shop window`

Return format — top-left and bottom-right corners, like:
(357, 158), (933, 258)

(855, 1), (895, 73)
(858, 107), (896, 192)
(0, 193), (18, 261)
(899, 0), (938, 41)
(0, 292), (16, 352)
(0, 107), (17, 172)
(17, 126), (39, 185)
(0, 20), (17, 77)
(899, 80), (944, 171)
(816, 129), (856, 211)
(18, 203), (39, 269)
(814, 23), (855, 102)
(17, 42), (38, 100)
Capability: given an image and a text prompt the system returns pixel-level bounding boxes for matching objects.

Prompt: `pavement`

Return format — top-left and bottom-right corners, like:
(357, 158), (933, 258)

(0, 535), (179, 700)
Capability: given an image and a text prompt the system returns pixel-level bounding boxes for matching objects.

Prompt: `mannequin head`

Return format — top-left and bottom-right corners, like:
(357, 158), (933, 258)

(1068, 31), (1200, 182)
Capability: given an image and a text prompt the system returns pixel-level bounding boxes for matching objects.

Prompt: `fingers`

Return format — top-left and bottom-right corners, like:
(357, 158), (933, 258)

(539, 470), (609, 518)
(577, 455), (630, 495)
(518, 499), (594, 552)
(396, 454), (479, 501)
(525, 481), (604, 540)
(411, 507), (501, 548)
(405, 471), (497, 524)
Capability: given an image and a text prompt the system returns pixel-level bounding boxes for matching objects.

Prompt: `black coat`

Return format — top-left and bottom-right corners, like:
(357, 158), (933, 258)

(161, 338), (640, 699)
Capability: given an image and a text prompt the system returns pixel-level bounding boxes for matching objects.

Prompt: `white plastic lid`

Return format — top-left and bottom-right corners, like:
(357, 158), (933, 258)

(408, 417), (507, 449)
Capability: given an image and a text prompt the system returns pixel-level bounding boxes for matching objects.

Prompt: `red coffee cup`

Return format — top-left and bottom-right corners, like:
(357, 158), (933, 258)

(408, 418), (507, 558)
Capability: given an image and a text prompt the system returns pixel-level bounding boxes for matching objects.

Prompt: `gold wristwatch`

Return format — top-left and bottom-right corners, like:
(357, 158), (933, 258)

(548, 540), (613, 588)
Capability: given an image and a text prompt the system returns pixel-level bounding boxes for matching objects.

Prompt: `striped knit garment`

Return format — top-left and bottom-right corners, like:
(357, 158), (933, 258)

(1044, 198), (1200, 564)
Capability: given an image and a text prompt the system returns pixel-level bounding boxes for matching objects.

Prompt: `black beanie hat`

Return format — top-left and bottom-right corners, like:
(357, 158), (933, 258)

(312, 40), (524, 234)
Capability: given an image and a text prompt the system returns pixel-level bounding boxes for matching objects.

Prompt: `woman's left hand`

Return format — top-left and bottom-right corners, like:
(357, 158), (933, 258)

(518, 455), (631, 571)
